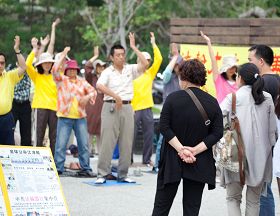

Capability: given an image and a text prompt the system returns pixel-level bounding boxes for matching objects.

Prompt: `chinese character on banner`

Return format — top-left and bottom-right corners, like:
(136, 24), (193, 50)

(272, 54), (280, 74)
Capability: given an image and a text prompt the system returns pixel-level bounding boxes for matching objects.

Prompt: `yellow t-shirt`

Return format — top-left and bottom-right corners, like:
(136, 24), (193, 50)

(131, 45), (163, 111)
(0, 69), (21, 115)
(26, 51), (57, 111)
(57, 97), (80, 119)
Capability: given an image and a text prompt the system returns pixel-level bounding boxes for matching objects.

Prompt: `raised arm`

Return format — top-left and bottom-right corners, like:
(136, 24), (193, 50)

(38, 35), (50, 57)
(129, 32), (149, 73)
(148, 32), (163, 78)
(88, 46), (99, 63)
(200, 31), (218, 81)
(162, 43), (179, 84)
(14, 36), (26, 77)
(25, 37), (39, 81)
(52, 46), (70, 82)
(47, 18), (60, 55)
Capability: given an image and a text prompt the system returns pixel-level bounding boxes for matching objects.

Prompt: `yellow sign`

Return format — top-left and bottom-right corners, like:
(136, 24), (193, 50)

(180, 44), (280, 96)
(0, 146), (70, 216)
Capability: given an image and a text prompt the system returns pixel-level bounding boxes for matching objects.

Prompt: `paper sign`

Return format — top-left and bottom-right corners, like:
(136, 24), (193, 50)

(0, 146), (69, 216)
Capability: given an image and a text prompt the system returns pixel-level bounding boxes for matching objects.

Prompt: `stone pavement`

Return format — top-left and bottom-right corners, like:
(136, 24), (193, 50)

(60, 154), (280, 216)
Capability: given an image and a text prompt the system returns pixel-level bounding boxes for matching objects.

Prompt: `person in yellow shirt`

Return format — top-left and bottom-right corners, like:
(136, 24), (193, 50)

(0, 36), (26, 144)
(131, 32), (163, 166)
(26, 37), (57, 154)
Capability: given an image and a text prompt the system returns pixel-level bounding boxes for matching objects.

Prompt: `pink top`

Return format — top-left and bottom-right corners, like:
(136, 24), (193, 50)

(215, 74), (238, 104)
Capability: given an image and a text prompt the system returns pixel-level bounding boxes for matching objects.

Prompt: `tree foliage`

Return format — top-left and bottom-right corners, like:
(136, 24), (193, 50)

(0, 0), (279, 68)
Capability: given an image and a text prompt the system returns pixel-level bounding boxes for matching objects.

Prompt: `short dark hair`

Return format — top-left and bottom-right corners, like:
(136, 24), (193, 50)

(110, 44), (125, 56)
(178, 59), (207, 86)
(36, 63), (54, 74)
(249, 45), (274, 66)
(0, 52), (6, 61)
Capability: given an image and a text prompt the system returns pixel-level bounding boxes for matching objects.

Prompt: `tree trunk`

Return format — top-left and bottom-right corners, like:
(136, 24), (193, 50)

(118, 0), (127, 50)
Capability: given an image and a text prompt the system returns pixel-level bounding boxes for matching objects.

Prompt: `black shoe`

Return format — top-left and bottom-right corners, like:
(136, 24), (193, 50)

(58, 171), (77, 177)
(76, 170), (97, 178)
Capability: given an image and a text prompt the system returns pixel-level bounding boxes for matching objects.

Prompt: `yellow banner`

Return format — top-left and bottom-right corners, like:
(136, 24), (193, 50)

(180, 44), (280, 96)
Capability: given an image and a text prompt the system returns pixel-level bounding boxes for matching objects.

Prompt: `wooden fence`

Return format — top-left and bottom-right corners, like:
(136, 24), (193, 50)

(170, 18), (280, 46)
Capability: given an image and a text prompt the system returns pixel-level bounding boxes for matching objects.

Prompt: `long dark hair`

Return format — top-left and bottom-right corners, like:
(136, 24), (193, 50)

(238, 63), (264, 105)
(221, 70), (237, 81)
(36, 63), (54, 74)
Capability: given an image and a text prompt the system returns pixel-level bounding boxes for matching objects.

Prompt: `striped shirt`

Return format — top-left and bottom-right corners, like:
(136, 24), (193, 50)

(14, 73), (31, 102)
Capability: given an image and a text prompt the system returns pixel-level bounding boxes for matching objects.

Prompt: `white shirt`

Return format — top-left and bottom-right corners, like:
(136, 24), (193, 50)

(97, 64), (140, 101)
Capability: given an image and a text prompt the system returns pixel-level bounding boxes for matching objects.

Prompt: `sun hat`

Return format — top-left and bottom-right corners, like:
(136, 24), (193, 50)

(93, 59), (106, 70)
(219, 55), (237, 74)
(64, 60), (80, 74)
(141, 52), (151, 60)
(34, 52), (55, 66)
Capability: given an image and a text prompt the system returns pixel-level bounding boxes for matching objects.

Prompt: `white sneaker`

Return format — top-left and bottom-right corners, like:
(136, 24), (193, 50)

(118, 177), (136, 183)
(95, 177), (106, 184)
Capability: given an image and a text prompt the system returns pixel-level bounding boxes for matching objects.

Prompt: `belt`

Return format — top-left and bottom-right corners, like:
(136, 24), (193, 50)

(104, 100), (131, 104)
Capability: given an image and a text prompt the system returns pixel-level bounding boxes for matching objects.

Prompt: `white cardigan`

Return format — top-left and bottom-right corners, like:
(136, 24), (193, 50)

(220, 85), (277, 188)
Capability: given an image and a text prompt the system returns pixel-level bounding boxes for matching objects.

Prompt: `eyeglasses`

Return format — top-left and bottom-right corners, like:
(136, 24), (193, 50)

(0, 61), (5, 65)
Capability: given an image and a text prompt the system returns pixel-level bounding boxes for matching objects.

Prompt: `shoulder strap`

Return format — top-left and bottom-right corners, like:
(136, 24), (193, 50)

(231, 93), (236, 115)
(185, 88), (211, 126)
(231, 92), (245, 185)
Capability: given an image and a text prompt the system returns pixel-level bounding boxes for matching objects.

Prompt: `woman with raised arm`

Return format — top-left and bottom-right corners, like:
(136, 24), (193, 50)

(26, 37), (57, 154)
(201, 31), (238, 103)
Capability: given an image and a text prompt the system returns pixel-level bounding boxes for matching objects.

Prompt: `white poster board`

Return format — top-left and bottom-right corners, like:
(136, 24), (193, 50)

(0, 145), (69, 216)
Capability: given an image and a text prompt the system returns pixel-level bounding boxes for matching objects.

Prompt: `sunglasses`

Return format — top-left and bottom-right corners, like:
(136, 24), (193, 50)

(0, 61), (5, 65)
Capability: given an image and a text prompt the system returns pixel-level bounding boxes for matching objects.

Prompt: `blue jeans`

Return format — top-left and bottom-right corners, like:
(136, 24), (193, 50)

(0, 112), (15, 145)
(259, 183), (275, 216)
(155, 133), (163, 168)
(54, 117), (92, 172)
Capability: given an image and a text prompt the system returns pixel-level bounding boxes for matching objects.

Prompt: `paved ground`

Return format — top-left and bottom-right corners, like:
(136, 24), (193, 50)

(60, 154), (280, 216)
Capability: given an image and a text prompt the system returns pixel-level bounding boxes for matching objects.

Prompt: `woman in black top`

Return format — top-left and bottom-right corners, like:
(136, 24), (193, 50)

(152, 59), (223, 216)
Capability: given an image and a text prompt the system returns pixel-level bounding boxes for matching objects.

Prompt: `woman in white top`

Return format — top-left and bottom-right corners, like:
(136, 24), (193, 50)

(220, 63), (276, 216)
(273, 90), (280, 196)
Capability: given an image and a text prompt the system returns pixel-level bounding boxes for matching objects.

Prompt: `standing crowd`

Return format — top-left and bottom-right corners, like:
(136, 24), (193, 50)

(1, 20), (280, 215)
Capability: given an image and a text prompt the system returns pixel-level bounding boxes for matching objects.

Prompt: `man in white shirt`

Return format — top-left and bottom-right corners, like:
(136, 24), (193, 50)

(95, 33), (149, 184)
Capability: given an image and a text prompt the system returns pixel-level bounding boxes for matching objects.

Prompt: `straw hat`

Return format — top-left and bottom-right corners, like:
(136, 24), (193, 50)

(219, 55), (237, 74)
(34, 52), (55, 66)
